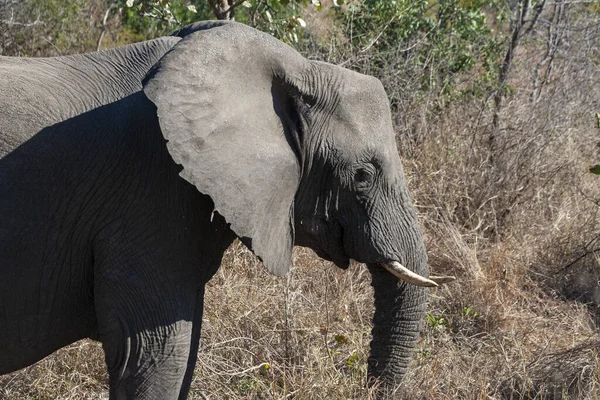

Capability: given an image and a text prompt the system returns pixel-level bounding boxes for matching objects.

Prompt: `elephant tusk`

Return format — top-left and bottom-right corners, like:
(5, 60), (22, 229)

(430, 275), (456, 284)
(381, 261), (439, 287)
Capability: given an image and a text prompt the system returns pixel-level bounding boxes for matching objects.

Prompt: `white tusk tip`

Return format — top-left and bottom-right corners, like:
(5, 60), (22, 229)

(429, 275), (457, 285)
(380, 261), (439, 287)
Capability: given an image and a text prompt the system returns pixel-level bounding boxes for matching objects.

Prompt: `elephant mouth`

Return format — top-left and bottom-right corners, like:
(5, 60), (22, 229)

(295, 216), (350, 269)
(296, 218), (455, 287)
(380, 261), (456, 287)
(315, 247), (350, 269)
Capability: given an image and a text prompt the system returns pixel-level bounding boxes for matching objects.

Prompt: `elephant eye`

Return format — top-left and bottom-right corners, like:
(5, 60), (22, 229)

(354, 166), (375, 189)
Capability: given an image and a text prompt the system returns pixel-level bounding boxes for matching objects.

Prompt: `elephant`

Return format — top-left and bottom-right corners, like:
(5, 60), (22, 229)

(0, 21), (452, 399)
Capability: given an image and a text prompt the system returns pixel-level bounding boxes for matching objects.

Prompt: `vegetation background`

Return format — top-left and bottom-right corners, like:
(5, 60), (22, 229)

(1, 0), (600, 398)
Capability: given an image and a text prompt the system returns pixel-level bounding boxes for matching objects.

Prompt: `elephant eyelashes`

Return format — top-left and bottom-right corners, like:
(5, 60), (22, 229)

(354, 166), (375, 190)
(299, 93), (317, 108)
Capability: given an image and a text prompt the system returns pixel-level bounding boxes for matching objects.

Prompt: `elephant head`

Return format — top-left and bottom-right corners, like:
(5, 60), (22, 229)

(143, 21), (450, 392)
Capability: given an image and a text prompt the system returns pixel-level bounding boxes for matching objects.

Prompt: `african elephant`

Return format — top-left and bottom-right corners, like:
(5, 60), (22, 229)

(0, 21), (451, 399)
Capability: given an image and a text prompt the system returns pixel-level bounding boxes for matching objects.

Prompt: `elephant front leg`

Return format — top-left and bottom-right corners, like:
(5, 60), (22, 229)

(178, 287), (206, 400)
(95, 273), (199, 400)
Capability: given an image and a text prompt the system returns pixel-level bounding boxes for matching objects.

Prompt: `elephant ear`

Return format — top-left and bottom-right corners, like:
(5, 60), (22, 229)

(143, 21), (309, 276)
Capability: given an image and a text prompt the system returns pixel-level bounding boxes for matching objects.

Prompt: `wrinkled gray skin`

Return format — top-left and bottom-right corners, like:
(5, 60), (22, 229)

(0, 21), (428, 398)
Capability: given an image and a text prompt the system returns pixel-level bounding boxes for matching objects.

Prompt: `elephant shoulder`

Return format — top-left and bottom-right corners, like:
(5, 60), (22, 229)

(0, 37), (179, 148)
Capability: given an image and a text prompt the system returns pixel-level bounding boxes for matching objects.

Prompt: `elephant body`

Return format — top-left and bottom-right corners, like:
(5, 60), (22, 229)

(0, 21), (436, 399)
(1, 37), (236, 397)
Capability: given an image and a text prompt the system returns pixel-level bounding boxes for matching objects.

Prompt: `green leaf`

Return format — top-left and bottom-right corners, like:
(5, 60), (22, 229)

(590, 165), (600, 175)
(345, 352), (359, 366)
(334, 334), (349, 344)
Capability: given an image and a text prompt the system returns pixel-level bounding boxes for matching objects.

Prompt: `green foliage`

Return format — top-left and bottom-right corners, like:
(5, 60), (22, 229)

(340, 350), (367, 375)
(419, 348), (433, 358)
(235, 376), (261, 395)
(427, 312), (448, 331)
(461, 305), (479, 318)
(233, 0), (308, 43)
(336, 0), (508, 104)
(334, 333), (350, 344)
(114, 0), (511, 109)
(118, 0), (214, 39)
(2, 0), (101, 56)
(343, 0), (432, 45)
(119, 0), (314, 42)
(345, 351), (359, 366)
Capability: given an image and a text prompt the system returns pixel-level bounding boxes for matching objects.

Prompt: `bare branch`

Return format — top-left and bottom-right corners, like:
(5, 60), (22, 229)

(491, 0), (535, 152)
(96, 4), (115, 52)
(1, 9), (43, 27)
(1, 20), (43, 27)
(555, 246), (600, 275)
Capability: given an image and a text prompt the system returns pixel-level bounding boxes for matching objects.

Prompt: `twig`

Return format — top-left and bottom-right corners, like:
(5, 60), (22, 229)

(396, 19), (441, 54)
(491, 0), (540, 151)
(321, 261), (335, 367)
(531, 1), (565, 102)
(221, 362), (270, 377)
(577, 186), (600, 208)
(96, 3), (115, 52)
(523, 0), (546, 37)
(555, 243), (600, 275)
(0, 19), (43, 27)
(1, 9), (43, 27)
(359, 15), (396, 53)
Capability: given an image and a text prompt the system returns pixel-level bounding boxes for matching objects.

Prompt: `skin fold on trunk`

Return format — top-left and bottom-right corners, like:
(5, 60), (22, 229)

(367, 263), (429, 395)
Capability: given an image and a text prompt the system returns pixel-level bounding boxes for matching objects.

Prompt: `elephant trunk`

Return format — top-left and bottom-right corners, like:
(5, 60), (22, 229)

(367, 263), (428, 394)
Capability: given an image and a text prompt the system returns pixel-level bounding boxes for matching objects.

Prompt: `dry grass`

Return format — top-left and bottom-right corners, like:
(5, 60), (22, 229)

(2, 234), (598, 399)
